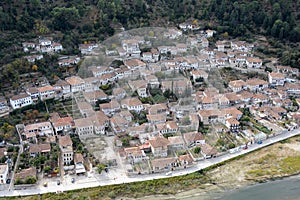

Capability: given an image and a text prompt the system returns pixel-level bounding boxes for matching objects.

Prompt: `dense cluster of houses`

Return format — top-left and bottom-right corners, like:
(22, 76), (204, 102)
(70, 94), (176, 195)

(2, 27), (299, 178)
(22, 37), (63, 63)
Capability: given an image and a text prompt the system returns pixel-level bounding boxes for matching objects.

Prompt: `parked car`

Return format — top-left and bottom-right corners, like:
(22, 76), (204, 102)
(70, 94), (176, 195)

(43, 182), (48, 187)
(71, 178), (75, 183)
(257, 140), (263, 144)
(6, 179), (11, 184)
(165, 171), (172, 176)
(57, 180), (61, 185)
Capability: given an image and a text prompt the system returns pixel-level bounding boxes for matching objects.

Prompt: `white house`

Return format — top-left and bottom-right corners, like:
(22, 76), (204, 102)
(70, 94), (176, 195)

(122, 39), (141, 58)
(225, 118), (240, 132)
(10, 93), (33, 110)
(268, 72), (285, 86)
(206, 30), (216, 37)
(52, 42), (63, 52)
(58, 135), (73, 165)
(74, 118), (94, 136)
(65, 76), (85, 92)
(79, 43), (98, 55)
(52, 116), (74, 135)
(246, 57), (262, 68)
(121, 98), (144, 112)
(246, 78), (268, 92)
(167, 136), (185, 150)
(124, 147), (148, 163)
(89, 111), (109, 135)
(128, 80), (148, 97)
(37, 85), (55, 100)
(74, 153), (86, 174)
(183, 131), (205, 147)
(53, 80), (71, 95)
(201, 38), (209, 48)
(0, 97), (9, 114)
(24, 122), (54, 137)
(228, 80), (246, 92)
(216, 41), (225, 52)
(0, 164), (9, 184)
(190, 70), (208, 81)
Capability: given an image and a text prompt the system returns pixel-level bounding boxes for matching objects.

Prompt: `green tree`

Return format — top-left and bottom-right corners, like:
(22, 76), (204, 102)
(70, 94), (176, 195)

(228, 143), (236, 149)
(44, 166), (51, 174)
(51, 7), (80, 31)
(194, 147), (201, 154)
(25, 176), (37, 184)
(96, 164), (106, 174)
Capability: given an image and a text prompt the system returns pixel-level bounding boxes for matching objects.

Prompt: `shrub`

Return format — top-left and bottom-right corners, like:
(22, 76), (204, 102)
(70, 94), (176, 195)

(108, 191), (116, 199)
(194, 147), (201, 154)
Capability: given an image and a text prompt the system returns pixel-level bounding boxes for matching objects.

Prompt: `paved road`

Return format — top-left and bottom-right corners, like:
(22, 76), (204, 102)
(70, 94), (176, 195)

(1, 128), (299, 197)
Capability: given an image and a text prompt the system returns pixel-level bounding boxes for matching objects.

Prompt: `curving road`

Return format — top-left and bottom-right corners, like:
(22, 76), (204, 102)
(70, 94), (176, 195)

(1, 128), (299, 197)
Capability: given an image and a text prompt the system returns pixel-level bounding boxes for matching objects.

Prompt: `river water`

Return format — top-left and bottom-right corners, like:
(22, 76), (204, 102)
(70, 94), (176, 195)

(220, 176), (300, 200)
(177, 175), (300, 200)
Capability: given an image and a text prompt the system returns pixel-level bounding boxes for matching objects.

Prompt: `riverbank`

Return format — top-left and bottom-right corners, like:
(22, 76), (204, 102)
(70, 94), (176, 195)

(135, 136), (300, 200)
(4, 136), (300, 200)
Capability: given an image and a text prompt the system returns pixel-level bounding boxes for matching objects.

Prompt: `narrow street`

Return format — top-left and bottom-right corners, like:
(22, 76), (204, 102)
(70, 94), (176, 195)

(8, 125), (24, 191)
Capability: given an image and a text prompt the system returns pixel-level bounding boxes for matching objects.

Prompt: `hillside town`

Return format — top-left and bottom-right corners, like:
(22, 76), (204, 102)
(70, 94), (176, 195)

(0, 25), (300, 191)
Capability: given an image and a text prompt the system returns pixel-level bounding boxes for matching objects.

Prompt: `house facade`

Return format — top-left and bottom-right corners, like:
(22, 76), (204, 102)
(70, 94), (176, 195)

(10, 93), (33, 110)
(0, 164), (8, 184)
(58, 135), (73, 165)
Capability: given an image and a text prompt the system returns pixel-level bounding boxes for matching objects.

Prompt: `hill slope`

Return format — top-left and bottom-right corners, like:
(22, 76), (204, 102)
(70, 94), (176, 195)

(0, 0), (299, 65)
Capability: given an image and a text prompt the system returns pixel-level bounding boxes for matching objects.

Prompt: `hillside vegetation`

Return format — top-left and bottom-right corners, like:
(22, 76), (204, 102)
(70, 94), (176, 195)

(0, 0), (299, 69)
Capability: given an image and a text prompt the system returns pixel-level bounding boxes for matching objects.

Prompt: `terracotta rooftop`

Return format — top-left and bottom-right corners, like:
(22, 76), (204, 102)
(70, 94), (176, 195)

(0, 148), (7, 158)
(198, 109), (223, 117)
(58, 135), (72, 147)
(77, 102), (93, 111)
(53, 80), (70, 87)
(147, 113), (167, 122)
(183, 132), (204, 143)
(246, 57), (262, 63)
(29, 143), (51, 153)
(246, 78), (268, 86)
(121, 98), (143, 107)
(151, 157), (177, 169)
(178, 154), (193, 163)
(168, 136), (184, 145)
(65, 76), (85, 85)
(269, 72), (285, 79)
(25, 122), (52, 131)
(229, 80), (246, 88)
(74, 153), (84, 163)
(0, 164), (8, 174)
(148, 136), (170, 148)
(52, 116), (74, 128)
(200, 144), (217, 156)
(74, 117), (93, 128)
(37, 85), (54, 92)
(83, 90), (107, 100)
(128, 80), (147, 90)
(124, 146), (144, 157)
(10, 93), (30, 101)
(226, 118), (240, 125)
(16, 167), (37, 180)
(124, 59), (146, 68)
